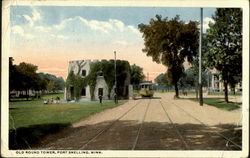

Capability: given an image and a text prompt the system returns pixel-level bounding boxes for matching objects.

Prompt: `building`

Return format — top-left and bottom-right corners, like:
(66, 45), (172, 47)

(209, 69), (242, 93)
(65, 59), (133, 101)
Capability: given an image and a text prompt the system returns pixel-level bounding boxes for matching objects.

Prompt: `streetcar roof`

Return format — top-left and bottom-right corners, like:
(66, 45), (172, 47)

(139, 82), (154, 85)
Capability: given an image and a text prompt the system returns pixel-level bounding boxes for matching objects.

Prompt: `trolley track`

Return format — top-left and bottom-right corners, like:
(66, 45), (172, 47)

(41, 93), (241, 150)
(131, 98), (189, 150)
(159, 100), (190, 150)
(131, 99), (151, 150)
(161, 97), (242, 150)
(78, 99), (150, 150)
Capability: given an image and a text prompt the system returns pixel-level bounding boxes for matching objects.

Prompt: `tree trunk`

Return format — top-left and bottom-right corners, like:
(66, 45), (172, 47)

(26, 89), (29, 101)
(224, 81), (229, 103)
(195, 77), (199, 99)
(174, 81), (179, 98)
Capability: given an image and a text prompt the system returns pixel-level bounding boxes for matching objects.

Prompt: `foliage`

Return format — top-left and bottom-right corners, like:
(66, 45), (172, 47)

(155, 73), (170, 86)
(115, 60), (130, 98)
(179, 67), (209, 91)
(65, 71), (87, 101)
(38, 73), (65, 91)
(101, 60), (115, 98)
(86, 60), (130, 100)
(178, 68), (195, 89)
(9, 58), (65, 101)
(16, 62), (39, 92)
(138, 15), (199, 97)
(154, 72), (172, 91)
(9, 57), (19, 92)
(204, 8), (242, 102)
(130, 64), (145, 85)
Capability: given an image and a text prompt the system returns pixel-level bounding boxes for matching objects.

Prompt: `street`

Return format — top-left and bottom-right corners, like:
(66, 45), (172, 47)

(35, 92), (241, 150)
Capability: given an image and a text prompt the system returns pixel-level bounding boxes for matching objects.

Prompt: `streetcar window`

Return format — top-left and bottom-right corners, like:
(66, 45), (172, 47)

(149, 86), (153, 90)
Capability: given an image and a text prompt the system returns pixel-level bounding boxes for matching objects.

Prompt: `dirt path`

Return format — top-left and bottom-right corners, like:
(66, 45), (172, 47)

(35, 92), (241, 150)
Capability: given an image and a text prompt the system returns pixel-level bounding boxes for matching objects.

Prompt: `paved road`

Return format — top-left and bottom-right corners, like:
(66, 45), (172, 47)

(36, 93), (241, 150)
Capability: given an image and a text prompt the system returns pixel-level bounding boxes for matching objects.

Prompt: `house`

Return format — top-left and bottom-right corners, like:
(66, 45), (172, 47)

(65, 59), (133, 101)
(209, 69), (242, 93)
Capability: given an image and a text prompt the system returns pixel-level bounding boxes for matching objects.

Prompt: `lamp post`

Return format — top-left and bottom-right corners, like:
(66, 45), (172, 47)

(199, 8), (203, 106)
(114, 51), (117, 103)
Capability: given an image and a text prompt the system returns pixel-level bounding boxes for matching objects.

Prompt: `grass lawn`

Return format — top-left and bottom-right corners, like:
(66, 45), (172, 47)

(207, 91), (242, 96)
(9, 94), (126, 149)
(189, 98), (241, 111)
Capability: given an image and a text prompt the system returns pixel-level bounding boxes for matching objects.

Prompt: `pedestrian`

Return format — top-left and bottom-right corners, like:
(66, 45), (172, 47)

(99, 95), (103, 104)
(114, 94), (117, 104)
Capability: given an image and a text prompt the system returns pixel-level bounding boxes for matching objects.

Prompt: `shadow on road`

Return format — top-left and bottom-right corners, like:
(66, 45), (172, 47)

(137, 97), (161, 100)
(9, 121), (241, 150)
(9, 123), (71, 149)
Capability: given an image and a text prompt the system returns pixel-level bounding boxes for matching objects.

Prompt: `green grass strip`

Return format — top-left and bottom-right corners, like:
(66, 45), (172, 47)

(189, 98), (240, 111)
(9, 100), (126, 129)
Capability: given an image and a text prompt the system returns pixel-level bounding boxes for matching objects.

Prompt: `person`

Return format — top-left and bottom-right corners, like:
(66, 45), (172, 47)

(43, 100), (48, 104)
(56, 96), (60, 100)
(99, 95), (103, 104)
(114, 94), (117, 104)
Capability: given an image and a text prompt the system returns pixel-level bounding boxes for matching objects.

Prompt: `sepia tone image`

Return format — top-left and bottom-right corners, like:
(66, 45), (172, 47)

(2, 1), (248, 157)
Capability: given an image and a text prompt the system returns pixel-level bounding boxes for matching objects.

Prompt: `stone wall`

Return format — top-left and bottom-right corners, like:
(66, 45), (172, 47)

(94, 76), (109, 100)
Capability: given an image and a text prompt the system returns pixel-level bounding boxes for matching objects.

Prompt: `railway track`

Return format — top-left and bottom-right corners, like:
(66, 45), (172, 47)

(159, 100), (190, 150)
(161, 97), (242, 150)
(43, 94), (241, 150)
(78, 99), (150, 150)
(131, 99), (151, 150)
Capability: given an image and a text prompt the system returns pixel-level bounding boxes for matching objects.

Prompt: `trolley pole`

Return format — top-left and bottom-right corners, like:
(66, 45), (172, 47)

(114, 51), (117, 104)
(199, 8), (203, 106)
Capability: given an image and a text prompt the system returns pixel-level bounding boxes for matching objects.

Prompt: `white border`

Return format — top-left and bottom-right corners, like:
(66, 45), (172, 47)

(1, 0), (249, 157)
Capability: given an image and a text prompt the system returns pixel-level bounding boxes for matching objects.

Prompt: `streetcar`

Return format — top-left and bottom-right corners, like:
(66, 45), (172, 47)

(139, 82), (154, 97)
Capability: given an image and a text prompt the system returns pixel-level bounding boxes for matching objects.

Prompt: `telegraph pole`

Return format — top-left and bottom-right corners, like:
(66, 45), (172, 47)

(199, 8), (203, 106)
(114, 51), (117, 103)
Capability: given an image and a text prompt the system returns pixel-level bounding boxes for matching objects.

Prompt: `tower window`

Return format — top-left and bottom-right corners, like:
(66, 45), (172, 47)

(98, 88), (103, 96)
(82, 70), (86, 76)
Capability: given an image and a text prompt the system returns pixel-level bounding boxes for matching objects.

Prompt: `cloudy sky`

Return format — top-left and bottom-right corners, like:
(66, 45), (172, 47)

(10, 6), (216, 80)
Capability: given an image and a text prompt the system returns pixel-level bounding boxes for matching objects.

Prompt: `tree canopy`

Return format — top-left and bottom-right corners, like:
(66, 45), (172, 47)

(9, 58), (65, 100)
(154, 73), (169, 86)
(204, 8), (242, 102)
(138, 15), (199, 97)
(130, 64), (145, 85)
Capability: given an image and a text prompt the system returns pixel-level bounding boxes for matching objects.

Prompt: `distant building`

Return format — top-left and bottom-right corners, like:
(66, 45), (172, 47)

(65, 60), (133, 101)
(209, 69), (242, 93)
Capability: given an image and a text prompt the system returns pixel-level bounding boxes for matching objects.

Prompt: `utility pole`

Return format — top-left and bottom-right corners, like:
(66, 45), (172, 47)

(199, 8), (203, 106)
(114, 51), (117, 104)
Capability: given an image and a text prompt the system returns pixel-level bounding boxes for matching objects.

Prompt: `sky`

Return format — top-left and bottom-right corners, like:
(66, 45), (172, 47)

(10, 6), (216, 81)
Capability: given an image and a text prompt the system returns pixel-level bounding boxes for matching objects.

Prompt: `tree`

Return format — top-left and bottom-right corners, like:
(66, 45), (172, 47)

(204, 8), (242, 102)
(130, 64), (145, 86)
(9, 57), (18, 92)
(138, 15), (199, 98)
(178, 67), (208, 95)
(38, 73), (65, 92)
(154, 73), (171, 91)
(46, 80), (55, 92)
(16, 62), (39, 100)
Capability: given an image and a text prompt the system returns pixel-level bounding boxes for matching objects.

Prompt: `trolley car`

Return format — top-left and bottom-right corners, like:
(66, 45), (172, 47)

(139, 82), (154, 97)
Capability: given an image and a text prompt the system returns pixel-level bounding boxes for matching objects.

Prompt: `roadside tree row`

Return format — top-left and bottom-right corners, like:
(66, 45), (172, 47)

(9, 57), (65, 100)
(139, 8), (242, 102)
